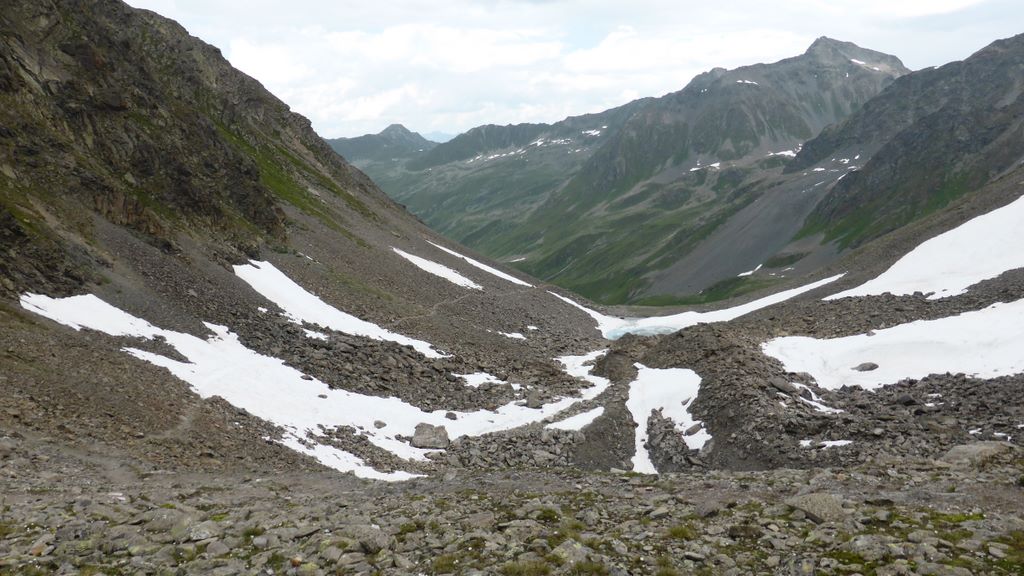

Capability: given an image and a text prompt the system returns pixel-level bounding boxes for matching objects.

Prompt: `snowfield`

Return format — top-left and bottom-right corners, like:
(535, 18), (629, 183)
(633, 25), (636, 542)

(550, 274), (842, 339)
(625, 364), (708, 474)
(20, 270), (614, 480)
(763, 298), (1024, 390)
(826, 194), (1024, 301)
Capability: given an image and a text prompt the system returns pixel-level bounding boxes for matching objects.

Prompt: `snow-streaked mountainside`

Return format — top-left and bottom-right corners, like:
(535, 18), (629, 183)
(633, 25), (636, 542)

(4, 2), (1024, 573)
(342, 38), (908, 305)
(17, 249), (836, 479)
(14, 180), (1024, 478)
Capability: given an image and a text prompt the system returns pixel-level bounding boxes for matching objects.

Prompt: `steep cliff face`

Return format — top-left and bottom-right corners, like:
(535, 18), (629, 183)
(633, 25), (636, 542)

(0, 0), (399, 297)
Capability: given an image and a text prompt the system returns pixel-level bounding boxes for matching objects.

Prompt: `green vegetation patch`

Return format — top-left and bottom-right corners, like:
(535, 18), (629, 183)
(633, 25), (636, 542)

(666, 523), (698, 541)
(501, 560), (553, 576)
(636, 276), (780, 307)
(211, 118), (364, 235)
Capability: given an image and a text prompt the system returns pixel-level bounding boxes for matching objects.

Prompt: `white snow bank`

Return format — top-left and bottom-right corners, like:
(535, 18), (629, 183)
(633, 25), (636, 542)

(763, 298), (1024, 391)
(234, 260), (445, 358)
(428, 241), (533, 287)
(391, 248), (482, 290)
(826, 194), (1024, 301)
(625, 364), (708, 474)
(550, 274), (843, 340)
(497, 331), (527, 340)
(546, 406), (605, 431)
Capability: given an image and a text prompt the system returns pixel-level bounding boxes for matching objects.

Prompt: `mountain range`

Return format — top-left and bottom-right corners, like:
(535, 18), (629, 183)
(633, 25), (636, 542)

(2, 1), (1024, 574)
(333, 38), (911, 304)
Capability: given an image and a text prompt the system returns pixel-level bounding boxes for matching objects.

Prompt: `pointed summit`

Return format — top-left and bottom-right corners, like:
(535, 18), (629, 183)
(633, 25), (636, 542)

(326, 124), (436, 166)
(380, 123), (414, 137)
(804, 37), (909, 75)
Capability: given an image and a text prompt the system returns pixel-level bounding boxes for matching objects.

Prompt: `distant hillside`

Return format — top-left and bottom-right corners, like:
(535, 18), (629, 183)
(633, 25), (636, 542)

(792, 34), (1024, 249)
(358, 38), (907, 304)
(325, 124), (437, 169)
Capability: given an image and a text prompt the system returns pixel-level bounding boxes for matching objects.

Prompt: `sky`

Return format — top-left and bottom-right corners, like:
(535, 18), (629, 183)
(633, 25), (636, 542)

(125, 0), (1022, 139)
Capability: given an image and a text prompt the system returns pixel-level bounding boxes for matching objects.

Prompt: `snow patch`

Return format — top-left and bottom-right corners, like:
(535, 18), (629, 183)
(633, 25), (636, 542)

(427, 241), (533, 287)
(790, 382), (843, 414)
(821, 440), (853, 448)
(625, 364), (708, 474)
(457, 372), (506, 388)
(550, 275), (842, 340)
(763, 299), (1024, 391)
(392, 248), (482, 290)
(800, 439), (852, 449)
(234, 261), (445, 358)
(546, 407), (605, 431)
(850, 59), (881, 71)
(737, 264), (763, 277)
(826, 195), (1024, 301)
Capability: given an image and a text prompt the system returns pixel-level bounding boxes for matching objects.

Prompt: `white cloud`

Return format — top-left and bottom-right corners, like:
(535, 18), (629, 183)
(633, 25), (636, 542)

(124, 0), (1013, 138)
(227, 38), (315, 86)
(793, 0), (989, 19)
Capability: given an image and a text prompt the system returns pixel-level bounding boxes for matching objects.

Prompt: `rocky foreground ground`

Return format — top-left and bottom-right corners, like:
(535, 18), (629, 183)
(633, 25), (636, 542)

(1, 426), (1022, 576)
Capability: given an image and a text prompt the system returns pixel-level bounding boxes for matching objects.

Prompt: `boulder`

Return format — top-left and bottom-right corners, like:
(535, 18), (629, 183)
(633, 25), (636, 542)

(410, 423), (450, 449)
(784, 493), (846, 524)
(940, 442), (1017, 468)
(768, 377), (797, 394)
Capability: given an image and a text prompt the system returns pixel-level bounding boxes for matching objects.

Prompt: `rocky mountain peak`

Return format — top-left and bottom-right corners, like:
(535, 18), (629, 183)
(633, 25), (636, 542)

(803, 36), (909, 75)
(380, 123), (415, 138)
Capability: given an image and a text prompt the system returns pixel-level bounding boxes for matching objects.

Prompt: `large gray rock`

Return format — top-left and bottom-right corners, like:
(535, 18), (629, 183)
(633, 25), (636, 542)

(341, 525), (393, 554)
(940, 442), (1017, 467)
(768, 377), (797, 394)
(410, 423), (450, 449)
(551, 540), (592, 564)
(784, 493), (846, 524)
